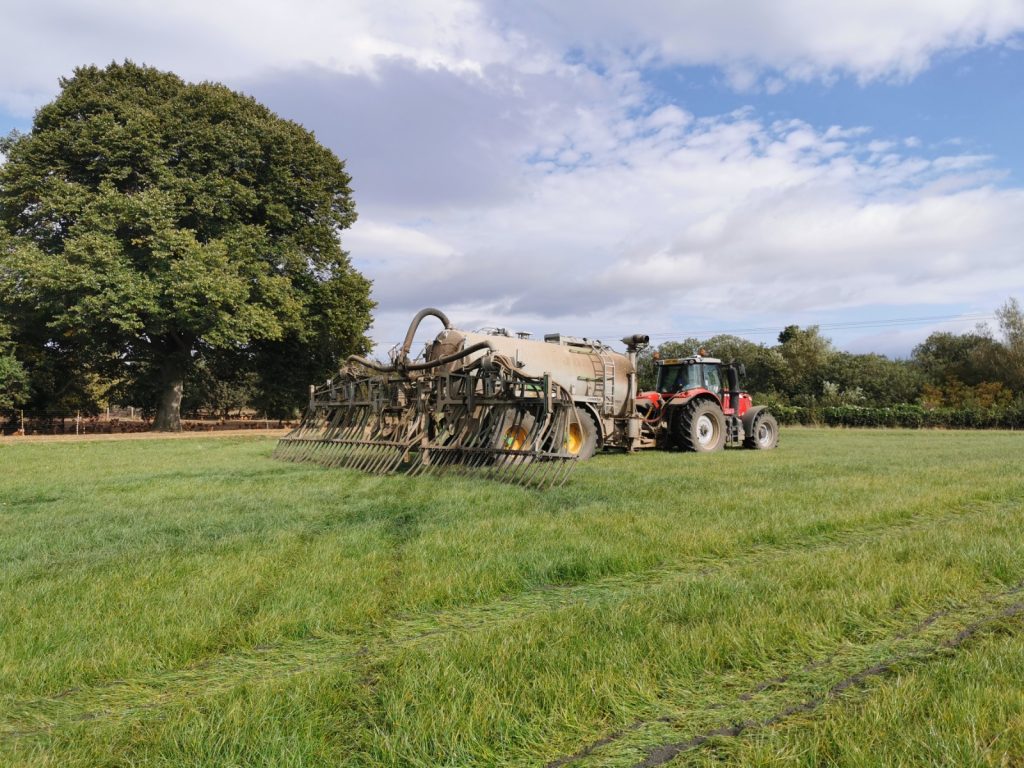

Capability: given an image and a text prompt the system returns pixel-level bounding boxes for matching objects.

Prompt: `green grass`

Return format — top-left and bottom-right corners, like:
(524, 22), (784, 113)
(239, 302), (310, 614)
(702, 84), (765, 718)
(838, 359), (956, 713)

(1, 428), (1022, 766)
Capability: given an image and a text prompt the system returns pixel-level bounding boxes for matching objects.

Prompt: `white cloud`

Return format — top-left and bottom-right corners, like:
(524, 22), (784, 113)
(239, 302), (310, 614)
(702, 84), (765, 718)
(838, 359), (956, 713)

(0, 0), (524, 115)
(4, 0), (1024, 114)
(345, 97), (1024, 352)
(2, 0), (1023, 356)
(492, 0), (1024, 88)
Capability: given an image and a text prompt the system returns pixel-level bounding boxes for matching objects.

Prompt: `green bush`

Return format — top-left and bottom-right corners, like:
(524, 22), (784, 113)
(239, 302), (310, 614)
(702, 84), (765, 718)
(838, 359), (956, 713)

(764, 403), (1024, 429)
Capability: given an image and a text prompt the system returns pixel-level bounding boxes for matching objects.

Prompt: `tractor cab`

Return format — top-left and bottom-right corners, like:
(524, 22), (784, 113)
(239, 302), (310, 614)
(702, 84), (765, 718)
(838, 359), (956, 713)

(654, 356), (723, 397)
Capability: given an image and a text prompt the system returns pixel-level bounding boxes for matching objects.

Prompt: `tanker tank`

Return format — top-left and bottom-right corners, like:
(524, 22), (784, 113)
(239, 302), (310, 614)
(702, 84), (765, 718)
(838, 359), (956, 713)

(425, 327), (634, 420)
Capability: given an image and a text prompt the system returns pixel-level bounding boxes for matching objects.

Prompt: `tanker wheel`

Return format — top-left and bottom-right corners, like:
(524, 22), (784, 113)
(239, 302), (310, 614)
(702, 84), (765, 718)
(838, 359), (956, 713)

(675, 400), (726, 452)
(565, 407), (599, 461)
(494, 411), (537, 465)
(743, 411), (779, 450)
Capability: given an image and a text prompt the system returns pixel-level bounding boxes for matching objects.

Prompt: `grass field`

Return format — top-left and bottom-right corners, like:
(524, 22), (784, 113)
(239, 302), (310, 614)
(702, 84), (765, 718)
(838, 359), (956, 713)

(2, 428), (1023, 767)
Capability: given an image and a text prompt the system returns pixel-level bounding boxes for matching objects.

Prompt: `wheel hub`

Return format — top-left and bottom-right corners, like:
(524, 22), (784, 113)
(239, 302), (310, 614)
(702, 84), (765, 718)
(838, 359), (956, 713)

(696, 414), (716, 446)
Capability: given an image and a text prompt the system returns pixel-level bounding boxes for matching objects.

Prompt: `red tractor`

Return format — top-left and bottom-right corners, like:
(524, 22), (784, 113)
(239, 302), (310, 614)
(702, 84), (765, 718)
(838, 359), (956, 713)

(636, 354), (779, 452)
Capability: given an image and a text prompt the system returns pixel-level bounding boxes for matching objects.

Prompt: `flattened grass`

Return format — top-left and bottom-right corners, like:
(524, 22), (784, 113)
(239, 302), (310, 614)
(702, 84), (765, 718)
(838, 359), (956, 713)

(1, 428), (1023, 766)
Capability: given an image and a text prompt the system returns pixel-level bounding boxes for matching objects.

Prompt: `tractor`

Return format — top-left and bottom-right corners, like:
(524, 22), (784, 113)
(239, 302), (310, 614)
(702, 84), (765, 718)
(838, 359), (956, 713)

(636, 354), (779, 452)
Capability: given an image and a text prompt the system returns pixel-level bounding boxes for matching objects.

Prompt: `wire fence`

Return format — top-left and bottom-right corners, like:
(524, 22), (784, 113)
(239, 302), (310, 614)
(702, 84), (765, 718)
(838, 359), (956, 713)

(2, 408), (294, 437)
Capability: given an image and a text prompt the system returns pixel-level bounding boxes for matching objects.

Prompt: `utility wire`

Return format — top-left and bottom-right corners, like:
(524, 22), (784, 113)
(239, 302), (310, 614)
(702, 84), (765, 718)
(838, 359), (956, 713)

(374, 312), (995, 347)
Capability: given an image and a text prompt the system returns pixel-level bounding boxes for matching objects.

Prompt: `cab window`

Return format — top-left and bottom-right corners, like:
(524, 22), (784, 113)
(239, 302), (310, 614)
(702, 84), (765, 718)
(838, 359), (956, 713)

(704, 365), (722, 395)
(656, 364), (702, 393)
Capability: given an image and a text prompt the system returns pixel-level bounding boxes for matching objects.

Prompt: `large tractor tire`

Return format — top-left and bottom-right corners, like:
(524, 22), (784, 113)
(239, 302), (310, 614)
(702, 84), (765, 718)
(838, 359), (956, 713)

(565, 407), (599, 461)
(674, 399), (726, 452)
(743, 410), (779, 450)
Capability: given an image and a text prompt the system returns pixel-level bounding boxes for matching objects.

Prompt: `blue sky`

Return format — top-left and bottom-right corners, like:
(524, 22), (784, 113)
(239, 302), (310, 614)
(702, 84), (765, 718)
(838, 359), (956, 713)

(648, 46), (1024, 186)
(3, 1), (1024, 357)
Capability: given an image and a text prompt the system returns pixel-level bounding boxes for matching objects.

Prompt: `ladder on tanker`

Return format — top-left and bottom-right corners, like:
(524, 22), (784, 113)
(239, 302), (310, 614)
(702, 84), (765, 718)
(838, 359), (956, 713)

(591, 357), (616, 415)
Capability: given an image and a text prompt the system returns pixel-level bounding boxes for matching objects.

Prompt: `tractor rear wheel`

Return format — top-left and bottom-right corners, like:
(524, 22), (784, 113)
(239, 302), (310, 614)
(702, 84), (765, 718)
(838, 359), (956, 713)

(743, 411), (779, 450)
(565, 407), (599, 460)
(675, 400), (726, 452)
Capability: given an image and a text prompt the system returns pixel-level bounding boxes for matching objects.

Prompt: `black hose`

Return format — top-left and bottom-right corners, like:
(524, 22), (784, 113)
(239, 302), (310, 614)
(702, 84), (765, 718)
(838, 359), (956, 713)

(344, 355), (394, 372)
(346, 340), (495, 374)
(400, 307), (452, 360)
(403, 340), (494, 370)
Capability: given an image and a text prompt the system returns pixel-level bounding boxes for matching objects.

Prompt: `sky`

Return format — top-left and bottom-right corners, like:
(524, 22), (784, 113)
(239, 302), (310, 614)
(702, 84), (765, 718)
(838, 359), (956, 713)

(2, 0), (1024, 358)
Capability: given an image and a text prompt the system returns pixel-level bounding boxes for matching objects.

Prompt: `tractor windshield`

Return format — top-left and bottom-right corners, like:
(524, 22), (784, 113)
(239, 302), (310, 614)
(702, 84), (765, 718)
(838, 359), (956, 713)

(656, 363), (703, 393)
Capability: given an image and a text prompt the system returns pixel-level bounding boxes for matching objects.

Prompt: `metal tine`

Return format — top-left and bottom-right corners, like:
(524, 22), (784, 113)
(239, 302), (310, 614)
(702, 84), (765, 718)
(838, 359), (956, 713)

(544, 453), (573, 489)
(385, 443), (413, 475)
(320, 441), (341, 468)
(433, 442), (459, 474)
(348, 442), (372, 471)
(552, 452), (578, 488)
(306, 440), (326, 465)
(310, 442), (330, 467)
(521, 407), (555, 486)
(536, 449), (567, 489)
(427, 443), (457, 475)
(300, 442), (321, 465)
(323, 441), (345, 468)
(360, 443), (388, 474)
(405, 448), (432, 477)
(304, 441), (323, 466)
(399, 448), (422, 477)
(363, 442), (393, 475)
(528, 453), (556, 489)
(353, 440), (383, 472)
(524, 457), (550, 490)
(333, 442), (357, 469)
(383, 442), (408, 474)
(429, 448), (455, 477)
(501, 406), (541, 486)
(530, 412), (569, 488)
(519, 447), (547, 487)
(371, 442), (406, 475)
(346, 443), (369, 471)
(295, 440), (318, 463)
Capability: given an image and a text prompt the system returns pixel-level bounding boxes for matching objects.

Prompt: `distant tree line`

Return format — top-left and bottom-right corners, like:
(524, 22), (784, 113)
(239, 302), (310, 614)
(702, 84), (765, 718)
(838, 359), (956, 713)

(637, 297), (1024, 426)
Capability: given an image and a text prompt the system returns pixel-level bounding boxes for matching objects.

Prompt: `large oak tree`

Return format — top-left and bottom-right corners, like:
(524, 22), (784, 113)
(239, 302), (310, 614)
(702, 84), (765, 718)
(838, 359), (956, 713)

(0, 62), (373, 429)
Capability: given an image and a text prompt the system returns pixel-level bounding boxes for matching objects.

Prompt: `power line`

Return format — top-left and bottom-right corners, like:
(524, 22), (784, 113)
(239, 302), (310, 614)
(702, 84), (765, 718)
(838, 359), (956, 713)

(371, 312), (996, 348)
(642, 313), (996, 340)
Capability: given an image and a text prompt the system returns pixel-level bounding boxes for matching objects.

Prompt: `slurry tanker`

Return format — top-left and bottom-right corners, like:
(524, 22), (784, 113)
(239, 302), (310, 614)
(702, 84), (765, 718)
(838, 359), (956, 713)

(275, 308), (778, 488)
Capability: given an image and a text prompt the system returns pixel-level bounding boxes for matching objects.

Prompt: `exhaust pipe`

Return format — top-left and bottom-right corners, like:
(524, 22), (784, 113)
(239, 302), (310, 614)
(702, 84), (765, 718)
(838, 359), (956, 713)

(726, 364), (742, 441)
(620, 334), (650, 450)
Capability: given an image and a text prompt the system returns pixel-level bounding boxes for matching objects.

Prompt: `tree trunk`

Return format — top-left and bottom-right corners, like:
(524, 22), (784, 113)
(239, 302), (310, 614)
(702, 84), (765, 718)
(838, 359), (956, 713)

(153, 356), (185, 432)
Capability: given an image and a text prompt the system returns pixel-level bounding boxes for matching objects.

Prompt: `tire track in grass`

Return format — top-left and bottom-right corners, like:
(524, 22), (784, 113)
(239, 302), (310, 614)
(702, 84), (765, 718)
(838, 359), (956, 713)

(545, 581), (1024, 768)
(635, 602), (1024, 768)
(0, 496), (1017, 741)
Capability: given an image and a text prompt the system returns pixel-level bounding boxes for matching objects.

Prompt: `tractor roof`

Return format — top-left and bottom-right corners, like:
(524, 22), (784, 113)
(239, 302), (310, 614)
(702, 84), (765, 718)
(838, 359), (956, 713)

(656, 356), (723, 366)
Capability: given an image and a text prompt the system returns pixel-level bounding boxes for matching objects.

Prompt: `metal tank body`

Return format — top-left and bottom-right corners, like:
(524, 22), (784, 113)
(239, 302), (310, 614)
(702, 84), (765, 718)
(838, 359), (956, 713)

(426, 328), (634, 420)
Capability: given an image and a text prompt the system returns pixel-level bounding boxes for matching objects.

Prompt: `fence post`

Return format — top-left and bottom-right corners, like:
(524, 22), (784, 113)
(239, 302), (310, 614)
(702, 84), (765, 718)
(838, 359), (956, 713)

(76, 411), (80, 435)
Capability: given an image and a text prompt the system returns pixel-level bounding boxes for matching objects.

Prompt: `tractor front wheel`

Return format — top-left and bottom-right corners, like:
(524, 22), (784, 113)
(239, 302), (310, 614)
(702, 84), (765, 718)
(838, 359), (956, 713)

(674, 400), (726, 452)
(743, 411), (779, 450)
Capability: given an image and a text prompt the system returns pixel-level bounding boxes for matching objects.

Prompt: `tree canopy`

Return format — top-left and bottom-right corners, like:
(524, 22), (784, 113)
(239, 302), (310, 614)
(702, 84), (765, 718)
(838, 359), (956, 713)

(0, 61), (373, 428)
(635, 299), (1023, 411)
